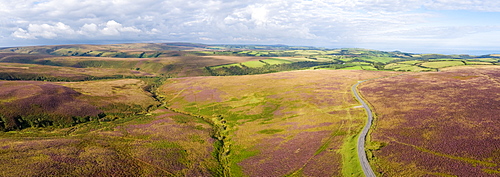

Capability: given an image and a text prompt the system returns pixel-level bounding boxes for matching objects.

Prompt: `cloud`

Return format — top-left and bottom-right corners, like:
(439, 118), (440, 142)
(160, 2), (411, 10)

(423, 0), (500, 12)
(11, 28), (34, 39)
(10, 22), (75, 39)
(100, 20), (141, 36)
(11, 21), (142, 39)
(1, 0), (500, 53)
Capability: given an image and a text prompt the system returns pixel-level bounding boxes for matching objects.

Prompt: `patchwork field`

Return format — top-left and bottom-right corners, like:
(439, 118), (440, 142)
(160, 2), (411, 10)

(359, 66), (500, 176)
(160, 70), (397, 176)
(1, 52), (266, 77)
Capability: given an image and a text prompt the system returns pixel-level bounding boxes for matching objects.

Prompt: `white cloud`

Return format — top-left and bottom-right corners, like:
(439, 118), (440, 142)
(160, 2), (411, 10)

(10, 22), (75, 39)
(11, 21), (142, 39)
(12, 28), (35, 39)
(101, 20), (141, 36)
(79, 23), (98, 35)
(1, 0), (500, 53)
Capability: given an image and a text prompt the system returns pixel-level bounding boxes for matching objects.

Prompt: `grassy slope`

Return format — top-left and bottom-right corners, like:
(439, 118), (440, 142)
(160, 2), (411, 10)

(160, 70), (397, 176)
(0, 62), (156, 81)
(0, 53), (269, 77)
(0, 78), (217, 176)
(0, 109), (217, 176)
(0, 79), (157, 130)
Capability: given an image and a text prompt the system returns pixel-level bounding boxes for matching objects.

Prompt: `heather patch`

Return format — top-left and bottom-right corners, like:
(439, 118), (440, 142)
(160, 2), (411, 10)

(239, 131), (330, 176)
(0, 81), (102, 130)
(360, 67), (500, 176)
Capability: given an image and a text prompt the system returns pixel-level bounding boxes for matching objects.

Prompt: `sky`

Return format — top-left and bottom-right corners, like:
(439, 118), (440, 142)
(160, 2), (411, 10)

(1, 0), (500, 55)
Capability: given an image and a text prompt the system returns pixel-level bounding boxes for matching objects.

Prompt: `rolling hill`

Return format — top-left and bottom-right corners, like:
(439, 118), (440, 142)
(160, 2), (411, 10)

(0, 42), (498, 176)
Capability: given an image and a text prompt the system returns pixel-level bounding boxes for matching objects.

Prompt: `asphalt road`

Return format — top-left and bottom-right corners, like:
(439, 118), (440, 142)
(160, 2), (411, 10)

(352, 81), (377, 177)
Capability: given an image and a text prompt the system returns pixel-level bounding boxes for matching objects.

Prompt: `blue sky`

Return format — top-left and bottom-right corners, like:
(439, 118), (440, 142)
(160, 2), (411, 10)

(1, 0), (499, 55)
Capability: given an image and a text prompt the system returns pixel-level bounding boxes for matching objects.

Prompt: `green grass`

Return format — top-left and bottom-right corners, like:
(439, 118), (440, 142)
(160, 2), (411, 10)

(241, 60), (267, 68)
(340, 134), (363, 177)
(261, 58), (293, 65)
(229, 146), (260, 177)
(339, 66), (364, 70)
(339, 65), (377, 70)
(361, 57), (398, 64)
(420, 61), (465, 68)
(468, 58), (499, 62)
(256, 129), (284, 134)
(210, 63), (242, 69)
(385, 63), (434, 72)
(399, 60), (424, 65)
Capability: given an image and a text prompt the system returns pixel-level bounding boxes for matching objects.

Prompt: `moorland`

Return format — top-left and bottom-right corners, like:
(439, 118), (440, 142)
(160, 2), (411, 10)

(0, 43), (498, 176)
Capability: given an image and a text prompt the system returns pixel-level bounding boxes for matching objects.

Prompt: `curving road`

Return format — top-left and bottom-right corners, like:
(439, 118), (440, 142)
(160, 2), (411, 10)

(352, 80), (376, 177)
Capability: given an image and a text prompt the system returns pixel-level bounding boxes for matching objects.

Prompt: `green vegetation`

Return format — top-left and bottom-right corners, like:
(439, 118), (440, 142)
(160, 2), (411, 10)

(240, 60), (267, 68)
(420, 60), (465, 68)
(340, 134), (363, 177)
(261, 58), (293, 65)
(257, 129), (284, 134)
(0, 42), (499, 176)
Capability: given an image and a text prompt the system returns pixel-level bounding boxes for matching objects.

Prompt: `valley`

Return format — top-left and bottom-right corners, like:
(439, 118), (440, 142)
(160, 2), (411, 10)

(0, 43), (498, 176)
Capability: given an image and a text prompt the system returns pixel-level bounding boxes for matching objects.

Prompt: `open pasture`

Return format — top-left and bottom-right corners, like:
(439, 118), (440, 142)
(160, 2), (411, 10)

(464, 61), (494, 65)
(339, 65), (377, 70)
(240, 60), (267, 68)
(359, 65), (500, 176)
(384, 63), (433, 72)
(160, 70), (397, 176)
(260, 58), (294, 65)
(419, 60), (465, 68)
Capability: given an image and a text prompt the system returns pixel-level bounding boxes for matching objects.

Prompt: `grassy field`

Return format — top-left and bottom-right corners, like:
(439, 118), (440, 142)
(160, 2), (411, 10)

(339, 65), (377, 70)
(240, 60), (267, 68)
(359, 65), (500, 176)
(464, 61), (494, 65)
(384, 63), (434, 72)
(261, 58), (294, 65)
(159, 70), (397, 176)
(419, 60), (465, 68)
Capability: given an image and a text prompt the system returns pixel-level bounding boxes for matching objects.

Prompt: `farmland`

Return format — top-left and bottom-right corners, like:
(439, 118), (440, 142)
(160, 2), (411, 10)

(0, 42), (499, 176)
